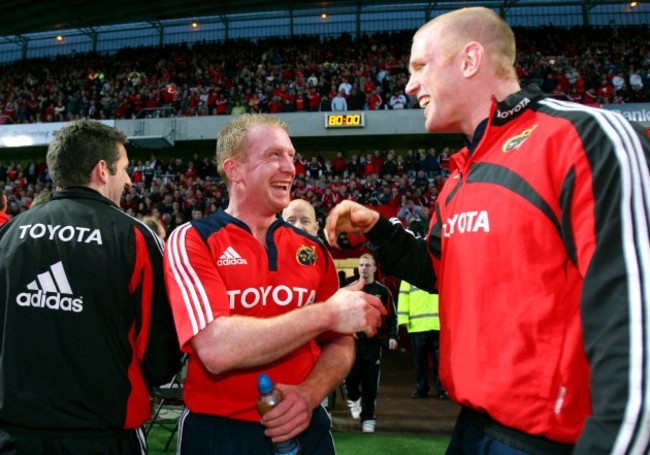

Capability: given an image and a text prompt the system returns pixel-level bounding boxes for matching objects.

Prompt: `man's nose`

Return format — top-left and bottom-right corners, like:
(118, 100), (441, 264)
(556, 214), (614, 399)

(405, 76), (417, 95)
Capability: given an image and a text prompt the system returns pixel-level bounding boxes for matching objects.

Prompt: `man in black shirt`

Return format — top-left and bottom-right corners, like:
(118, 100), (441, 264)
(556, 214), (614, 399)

(345, 253), (398, 433)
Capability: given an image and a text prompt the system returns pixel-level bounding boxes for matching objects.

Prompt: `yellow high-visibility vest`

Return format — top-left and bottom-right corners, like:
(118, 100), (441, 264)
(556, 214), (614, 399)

(397, 280), (440, 332)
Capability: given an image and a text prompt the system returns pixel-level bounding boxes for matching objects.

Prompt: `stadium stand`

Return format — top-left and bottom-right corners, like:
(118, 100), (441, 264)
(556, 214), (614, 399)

(1, 1), (649, 247)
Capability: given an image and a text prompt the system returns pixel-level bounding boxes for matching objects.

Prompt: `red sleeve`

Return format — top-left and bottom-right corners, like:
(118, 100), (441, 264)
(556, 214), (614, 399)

(164, 223), (229, 350)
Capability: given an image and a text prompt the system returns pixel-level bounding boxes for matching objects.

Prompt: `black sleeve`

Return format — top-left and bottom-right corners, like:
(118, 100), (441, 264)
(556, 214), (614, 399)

(366, 216), (437, 293)
(136, 226), (183, 387)
(384, 286), (398, 340)
(572, 112), (650, 454)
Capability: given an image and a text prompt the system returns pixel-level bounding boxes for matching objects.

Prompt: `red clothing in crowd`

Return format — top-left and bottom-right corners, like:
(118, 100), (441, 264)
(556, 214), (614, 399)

(368, 93), (383, 110)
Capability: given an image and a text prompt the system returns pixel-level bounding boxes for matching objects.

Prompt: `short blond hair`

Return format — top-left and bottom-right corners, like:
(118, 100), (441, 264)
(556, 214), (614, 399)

(216, 114), (289, 187)
(415, 7), (517, 80)
(359, 253), (376, 264)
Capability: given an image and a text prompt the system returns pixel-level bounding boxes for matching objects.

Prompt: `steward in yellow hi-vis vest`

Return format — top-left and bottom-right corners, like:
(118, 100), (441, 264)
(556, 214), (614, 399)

(397, 281), (440, 332)
(397, 280), (447, 399)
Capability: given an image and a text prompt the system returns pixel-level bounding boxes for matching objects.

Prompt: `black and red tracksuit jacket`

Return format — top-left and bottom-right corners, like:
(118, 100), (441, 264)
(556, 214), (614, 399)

(0, 187), (181, 432)
(367, 85), (650, 454)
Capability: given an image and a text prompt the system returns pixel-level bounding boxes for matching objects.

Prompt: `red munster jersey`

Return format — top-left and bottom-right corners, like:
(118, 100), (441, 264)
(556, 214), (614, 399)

(164, 210), (340, 422)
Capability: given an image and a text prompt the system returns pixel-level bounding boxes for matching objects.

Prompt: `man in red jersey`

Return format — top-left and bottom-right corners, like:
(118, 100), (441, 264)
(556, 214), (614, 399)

(326, 7), (650, 455)
(164, 114), (386, 454)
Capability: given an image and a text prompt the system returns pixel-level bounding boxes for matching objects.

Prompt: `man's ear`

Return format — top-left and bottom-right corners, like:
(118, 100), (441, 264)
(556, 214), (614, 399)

(223, 159), (241, 184)
(90, 160), (109, 185)
(461, 41), (483, 79)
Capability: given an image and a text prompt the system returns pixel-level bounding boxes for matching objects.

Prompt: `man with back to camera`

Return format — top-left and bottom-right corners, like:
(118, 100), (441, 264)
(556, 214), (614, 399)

(325, 7), (650, 455)
(345, 253), (398, 434)
(0, 119), (181, 454)
(163, 114), (386, 454)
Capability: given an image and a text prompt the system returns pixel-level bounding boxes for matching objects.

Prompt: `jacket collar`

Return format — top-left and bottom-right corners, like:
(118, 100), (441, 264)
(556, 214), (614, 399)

(461, 84), (546, 157)
(491, 84), (545, 127)
(52, 186), (118, 208)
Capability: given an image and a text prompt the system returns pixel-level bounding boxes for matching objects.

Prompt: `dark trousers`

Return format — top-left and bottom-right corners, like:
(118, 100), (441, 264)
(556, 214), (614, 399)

(0, 426), (145, 455)
(178, 406), (334, 455)
(410, 330), (445, 395)
(446, 408), (574, 455)
(345, 340), (381, 422)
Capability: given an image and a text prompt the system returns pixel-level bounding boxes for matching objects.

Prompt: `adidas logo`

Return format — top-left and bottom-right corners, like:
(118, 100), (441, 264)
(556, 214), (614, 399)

(16, 261), (83, 313)
(217, 246), (248, 266)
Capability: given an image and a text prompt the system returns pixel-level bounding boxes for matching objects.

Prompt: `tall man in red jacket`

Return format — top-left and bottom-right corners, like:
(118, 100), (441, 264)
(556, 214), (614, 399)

(326, 7), (650, 455)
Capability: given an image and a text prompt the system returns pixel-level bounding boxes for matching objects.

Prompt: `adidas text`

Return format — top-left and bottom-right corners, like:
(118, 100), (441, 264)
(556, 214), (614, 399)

(17, 224), (103, 245)
(17, 290), (83, 313)
(217, 246), (248, 266)
(217, 257), (247, 266)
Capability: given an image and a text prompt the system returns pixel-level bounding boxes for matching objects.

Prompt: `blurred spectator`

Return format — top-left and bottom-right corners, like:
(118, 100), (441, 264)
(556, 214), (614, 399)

(596, 75), (616, 103)
(368, 88), (384, 110)
(331, 89), (348, 111)
(0, 195), (9, 226)
(388, 89), (407, 109)
(612, 72), (626, 93)
(347, 87), (366, 110)
(408, 206), (431, 238)
(306, 156), (323, 179)
(331, 152), (348, 177)
(629, 68), (644, 90)
(380, 151), (398, 178)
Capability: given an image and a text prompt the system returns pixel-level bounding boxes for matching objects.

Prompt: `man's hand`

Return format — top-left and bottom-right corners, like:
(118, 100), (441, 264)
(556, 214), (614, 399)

(325, 278), (386, 337)
(260, 384), (312, 443)
(325, 201), (380, 248)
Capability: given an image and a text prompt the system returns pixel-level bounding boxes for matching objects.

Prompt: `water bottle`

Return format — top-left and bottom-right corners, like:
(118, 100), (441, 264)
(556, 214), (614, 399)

(257, 373), (302, 455)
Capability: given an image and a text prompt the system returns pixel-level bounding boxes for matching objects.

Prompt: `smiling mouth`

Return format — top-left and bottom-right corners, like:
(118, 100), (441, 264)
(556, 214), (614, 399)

(271, 182), (290, 191)
(419, 96), (431, 108)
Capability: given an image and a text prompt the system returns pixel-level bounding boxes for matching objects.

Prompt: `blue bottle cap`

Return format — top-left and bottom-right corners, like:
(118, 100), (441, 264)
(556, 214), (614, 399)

(258, 373), (274, 394)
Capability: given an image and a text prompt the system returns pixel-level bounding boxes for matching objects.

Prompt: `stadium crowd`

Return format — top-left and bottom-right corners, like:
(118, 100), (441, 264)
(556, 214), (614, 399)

(0, 147), (450, 238)
(1, 24), (649, 233)
(0, 25), (648, 124)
